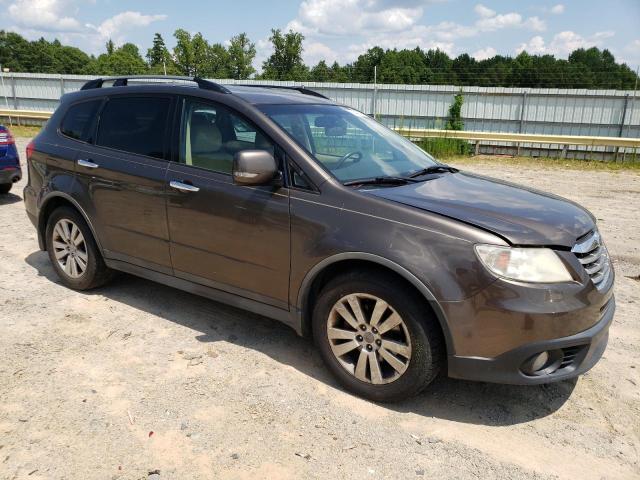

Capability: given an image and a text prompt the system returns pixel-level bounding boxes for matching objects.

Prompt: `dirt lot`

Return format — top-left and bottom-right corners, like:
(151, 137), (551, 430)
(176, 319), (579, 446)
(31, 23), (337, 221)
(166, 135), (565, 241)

(1, 137), (639, 480)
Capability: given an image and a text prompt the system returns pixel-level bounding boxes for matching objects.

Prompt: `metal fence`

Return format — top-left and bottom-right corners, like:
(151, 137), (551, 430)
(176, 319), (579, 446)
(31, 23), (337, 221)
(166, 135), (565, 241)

(1, 73), (638, 158)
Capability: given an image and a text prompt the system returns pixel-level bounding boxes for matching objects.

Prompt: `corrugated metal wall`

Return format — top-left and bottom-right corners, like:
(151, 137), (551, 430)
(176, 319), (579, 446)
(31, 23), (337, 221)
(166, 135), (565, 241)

(1, 73), (638, 141)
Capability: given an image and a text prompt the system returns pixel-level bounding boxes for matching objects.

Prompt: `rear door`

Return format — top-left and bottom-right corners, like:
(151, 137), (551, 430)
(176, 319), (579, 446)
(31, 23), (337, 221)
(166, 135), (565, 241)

(75, 94), (175, 274)
(166, 97), (290, 309)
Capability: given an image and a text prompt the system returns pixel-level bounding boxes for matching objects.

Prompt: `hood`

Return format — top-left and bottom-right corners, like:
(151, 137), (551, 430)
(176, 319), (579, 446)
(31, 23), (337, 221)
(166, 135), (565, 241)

(366, 171), (594, 247)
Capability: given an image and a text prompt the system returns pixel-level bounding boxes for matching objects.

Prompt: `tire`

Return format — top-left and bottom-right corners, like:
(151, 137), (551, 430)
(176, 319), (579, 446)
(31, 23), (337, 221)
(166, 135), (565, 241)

(46, 206), (114, 290)
(312, 271), (444, 402)
(0, 183), (12, 194)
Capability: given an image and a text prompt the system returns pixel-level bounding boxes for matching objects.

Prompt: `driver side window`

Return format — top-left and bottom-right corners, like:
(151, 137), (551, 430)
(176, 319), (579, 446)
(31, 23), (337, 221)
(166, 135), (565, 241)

(180, 99), (274, 174)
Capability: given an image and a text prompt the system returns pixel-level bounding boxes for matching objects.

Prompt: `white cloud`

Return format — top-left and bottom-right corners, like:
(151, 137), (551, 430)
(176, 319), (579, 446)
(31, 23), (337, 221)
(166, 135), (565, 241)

(550, 4), (565, 14)
(304, 41), (339, 65)
(283, 0), (546, 62)
(286, 0), (422, 36)
(473, 46), (497, 60)
(516, 31), (616, 56)
(476, 12), (523, 31)
(516, 35), (546, 54)
(622, 39), (640, 67)
(524, 16), (546, 32)
(88, 11), (167, 45)
(5, 1), (167, 54)
(474, 4), (495, 18)
(7, 0), (83, 32)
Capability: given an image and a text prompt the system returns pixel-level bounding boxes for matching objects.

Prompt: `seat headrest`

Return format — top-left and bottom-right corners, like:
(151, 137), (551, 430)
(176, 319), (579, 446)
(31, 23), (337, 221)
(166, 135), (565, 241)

(191, 113), (222, 153)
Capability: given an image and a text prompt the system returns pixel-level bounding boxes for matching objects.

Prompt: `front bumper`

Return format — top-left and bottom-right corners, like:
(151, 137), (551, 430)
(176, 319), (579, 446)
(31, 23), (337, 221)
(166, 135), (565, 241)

(447, 295), (615, 385)
(0, 166), (22, 184)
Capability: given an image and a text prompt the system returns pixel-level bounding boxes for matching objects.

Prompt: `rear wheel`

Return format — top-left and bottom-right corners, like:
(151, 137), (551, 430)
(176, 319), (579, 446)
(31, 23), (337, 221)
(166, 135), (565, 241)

(46, 206), (114, 290)
(312, 271), (444, 402)
(0, 183), (12, 194)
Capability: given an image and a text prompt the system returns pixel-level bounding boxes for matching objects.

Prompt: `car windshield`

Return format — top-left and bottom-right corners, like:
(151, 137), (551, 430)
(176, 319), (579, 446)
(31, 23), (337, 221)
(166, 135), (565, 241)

(258, 104), (439, 183)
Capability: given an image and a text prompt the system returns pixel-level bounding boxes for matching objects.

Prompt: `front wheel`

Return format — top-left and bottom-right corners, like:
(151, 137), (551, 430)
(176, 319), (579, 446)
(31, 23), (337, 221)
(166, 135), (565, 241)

(46, 206), (114, 290)
(312, 271), (444, 402)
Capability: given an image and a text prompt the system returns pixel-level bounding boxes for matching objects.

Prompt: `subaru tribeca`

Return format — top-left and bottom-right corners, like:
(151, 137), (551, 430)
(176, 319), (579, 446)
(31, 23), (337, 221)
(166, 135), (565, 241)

(23, 76), (615, 402)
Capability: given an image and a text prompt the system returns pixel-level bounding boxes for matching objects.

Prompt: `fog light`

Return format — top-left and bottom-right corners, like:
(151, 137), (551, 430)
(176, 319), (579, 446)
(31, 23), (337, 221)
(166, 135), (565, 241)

(521, 351), (550, 375)
(531, 351), (549, 371)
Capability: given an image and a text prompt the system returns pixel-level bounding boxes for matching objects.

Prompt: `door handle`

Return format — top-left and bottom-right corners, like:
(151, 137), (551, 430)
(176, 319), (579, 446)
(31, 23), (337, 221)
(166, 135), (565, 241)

(77, 159), (99, 169)
(170, 180), (200, 192)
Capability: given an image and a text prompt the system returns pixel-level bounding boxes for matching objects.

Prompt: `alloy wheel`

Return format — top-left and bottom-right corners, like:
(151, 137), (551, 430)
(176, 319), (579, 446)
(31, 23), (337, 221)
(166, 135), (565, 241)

(52, 218), (88, 279)
(327, 293), (412, 385)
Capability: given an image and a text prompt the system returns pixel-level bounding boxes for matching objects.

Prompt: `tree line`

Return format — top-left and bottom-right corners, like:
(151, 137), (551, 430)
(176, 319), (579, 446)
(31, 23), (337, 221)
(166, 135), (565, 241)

(1, 29), (638, 89)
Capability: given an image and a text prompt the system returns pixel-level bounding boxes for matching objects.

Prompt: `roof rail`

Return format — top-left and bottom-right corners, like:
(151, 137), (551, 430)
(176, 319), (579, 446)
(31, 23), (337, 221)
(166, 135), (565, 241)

(237, 84), (330, 100)
(80, 76), (231, 94)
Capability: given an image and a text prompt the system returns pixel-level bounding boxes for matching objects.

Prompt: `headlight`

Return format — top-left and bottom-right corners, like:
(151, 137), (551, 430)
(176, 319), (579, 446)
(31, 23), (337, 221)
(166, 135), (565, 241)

(475, 244), (573, 283)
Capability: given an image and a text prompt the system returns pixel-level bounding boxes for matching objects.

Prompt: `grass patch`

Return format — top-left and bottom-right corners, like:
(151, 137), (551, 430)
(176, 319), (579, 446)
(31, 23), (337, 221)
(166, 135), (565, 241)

(419, 138), (471, 157)
(447, 154), (640, 172)
(0, 124), (42, 138)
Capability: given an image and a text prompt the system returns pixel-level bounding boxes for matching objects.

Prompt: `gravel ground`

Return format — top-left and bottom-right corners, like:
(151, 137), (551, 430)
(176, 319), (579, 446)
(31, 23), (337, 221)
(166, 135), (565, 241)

(1, 138), (639, 480)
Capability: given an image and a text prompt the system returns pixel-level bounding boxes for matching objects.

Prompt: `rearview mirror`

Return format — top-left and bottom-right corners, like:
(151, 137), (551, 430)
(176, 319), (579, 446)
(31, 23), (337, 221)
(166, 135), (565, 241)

(233, 150), (278, 186)
(315, 115), (347, 137)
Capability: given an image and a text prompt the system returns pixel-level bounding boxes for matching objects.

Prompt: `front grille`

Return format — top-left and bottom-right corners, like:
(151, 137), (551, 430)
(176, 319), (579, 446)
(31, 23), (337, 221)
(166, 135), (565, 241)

(572, 230), (611, 291)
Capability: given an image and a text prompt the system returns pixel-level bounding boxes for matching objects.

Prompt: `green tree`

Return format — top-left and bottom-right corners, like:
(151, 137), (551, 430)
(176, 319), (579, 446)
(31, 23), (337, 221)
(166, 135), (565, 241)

(0, 31), (31, 71)
(261, 29), (308, 81)
(87, 43), (148, 75)
(446, 91), (464, 131)
(352, 46), (384, 82)
(146, 33), (175, 73)
(173, 29), (194, 76)
(206, 43), (231, 78)
(228, 33), (256, 79)
(56, 45), (92, 74)
(310, 60), (331, 82)
(105, 39), (115, 55)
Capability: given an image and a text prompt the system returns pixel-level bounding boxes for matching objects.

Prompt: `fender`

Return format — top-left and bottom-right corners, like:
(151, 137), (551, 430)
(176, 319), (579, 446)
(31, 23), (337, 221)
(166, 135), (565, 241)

(295, 252), (455, 355)
(37, 191), (104, 254)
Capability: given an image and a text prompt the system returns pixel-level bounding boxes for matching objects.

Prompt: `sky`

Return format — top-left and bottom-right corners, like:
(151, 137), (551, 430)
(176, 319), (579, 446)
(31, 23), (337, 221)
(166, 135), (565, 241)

(1, 0), (639, 70)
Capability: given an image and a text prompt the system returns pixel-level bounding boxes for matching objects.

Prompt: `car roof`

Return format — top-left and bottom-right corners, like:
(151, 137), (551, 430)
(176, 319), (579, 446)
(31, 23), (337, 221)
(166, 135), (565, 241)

(225, 85), (335, 105)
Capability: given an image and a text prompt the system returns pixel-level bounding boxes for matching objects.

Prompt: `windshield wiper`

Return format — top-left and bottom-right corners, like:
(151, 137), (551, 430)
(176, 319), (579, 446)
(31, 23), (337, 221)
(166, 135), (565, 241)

(343, 176), (417, 187)
(408, 164), (459, 178)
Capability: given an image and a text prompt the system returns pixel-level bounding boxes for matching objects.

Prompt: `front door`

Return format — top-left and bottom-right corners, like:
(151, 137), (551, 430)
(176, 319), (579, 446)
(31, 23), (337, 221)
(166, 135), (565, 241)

(166, 97), (290, 309)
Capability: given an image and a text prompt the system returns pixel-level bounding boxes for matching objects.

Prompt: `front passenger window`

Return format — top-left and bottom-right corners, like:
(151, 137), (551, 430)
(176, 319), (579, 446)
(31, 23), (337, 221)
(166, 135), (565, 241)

(180, 99), (274, 175)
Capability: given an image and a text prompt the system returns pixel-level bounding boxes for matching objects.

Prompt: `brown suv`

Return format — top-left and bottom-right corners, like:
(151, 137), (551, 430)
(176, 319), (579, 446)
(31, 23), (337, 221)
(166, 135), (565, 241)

(23, 76), (615, 402)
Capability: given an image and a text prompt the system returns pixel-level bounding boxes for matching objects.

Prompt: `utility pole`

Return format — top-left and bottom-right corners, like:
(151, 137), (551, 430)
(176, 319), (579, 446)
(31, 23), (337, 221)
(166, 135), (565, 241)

(623, 66), (639, 161)
(0, 65), (10, 108)
(163, 59), (167, 76)
(371, 65), (378, 119)
(0, 65), (12, 126)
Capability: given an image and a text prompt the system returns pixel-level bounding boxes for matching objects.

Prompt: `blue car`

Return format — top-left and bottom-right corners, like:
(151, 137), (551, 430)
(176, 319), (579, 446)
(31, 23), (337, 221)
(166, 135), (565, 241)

(0, 125), (21, 194)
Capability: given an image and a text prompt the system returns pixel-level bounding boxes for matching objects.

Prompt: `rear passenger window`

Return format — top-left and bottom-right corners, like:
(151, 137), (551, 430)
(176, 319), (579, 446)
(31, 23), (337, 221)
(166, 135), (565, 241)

(60, 100), (102, 142)
(96, 97), (171, 159)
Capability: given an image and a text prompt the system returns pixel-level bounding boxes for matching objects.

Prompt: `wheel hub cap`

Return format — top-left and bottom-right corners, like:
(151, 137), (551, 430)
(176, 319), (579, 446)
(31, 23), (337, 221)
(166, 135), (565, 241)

(327, 293), (412, 385)
(52, 218), (88, 279)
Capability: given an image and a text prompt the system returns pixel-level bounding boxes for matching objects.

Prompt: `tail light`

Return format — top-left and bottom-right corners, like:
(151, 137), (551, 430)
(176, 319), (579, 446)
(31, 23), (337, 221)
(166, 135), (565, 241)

(0, 129), (15, 146)
(26, 140), (35, 161)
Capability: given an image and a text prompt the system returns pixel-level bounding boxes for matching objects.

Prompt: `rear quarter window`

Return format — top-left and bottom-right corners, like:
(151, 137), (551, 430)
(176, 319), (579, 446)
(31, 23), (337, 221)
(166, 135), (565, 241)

(96, 96), (171, 160)
(60, 100), (102, 142)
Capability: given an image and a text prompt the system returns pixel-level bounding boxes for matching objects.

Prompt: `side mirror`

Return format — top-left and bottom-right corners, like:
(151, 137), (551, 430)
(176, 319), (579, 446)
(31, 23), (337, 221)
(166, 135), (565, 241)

(232, 150), (279, 186)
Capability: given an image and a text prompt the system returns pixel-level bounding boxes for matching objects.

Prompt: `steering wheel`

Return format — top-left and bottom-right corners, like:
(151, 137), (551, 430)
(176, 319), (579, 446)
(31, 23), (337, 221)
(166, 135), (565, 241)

(334, 151), (362, 170)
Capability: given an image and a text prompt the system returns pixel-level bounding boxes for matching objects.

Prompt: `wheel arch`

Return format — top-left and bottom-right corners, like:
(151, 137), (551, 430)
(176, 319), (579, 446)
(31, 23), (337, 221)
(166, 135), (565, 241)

(296, 252), (454, 355)
(38, 193), (103, 253)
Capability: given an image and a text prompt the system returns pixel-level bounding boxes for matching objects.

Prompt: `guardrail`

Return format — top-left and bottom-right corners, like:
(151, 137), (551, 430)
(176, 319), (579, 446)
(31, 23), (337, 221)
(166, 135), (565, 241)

(2, 108), (639, 154)
(0, 108), (53, 122)
(397, 128), (640, 148)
